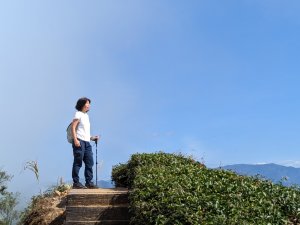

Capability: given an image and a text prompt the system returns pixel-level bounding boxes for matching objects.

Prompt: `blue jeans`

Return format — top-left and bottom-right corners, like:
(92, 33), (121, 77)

(72, 139), (94, 184)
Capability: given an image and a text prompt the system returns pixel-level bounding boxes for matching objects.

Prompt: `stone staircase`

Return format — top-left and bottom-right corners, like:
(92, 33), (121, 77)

(65, 188), (130, 225)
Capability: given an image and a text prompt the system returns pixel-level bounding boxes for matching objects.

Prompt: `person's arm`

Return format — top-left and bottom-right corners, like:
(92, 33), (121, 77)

(72, 119), (80, 147)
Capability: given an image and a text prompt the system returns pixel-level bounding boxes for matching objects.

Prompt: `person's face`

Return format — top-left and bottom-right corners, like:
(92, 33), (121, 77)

(82, 101), (90, 113)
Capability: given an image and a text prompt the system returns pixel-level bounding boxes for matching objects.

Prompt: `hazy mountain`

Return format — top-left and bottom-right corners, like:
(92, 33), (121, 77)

(220, 163), (300, 186)
(97, 180), (114, 188)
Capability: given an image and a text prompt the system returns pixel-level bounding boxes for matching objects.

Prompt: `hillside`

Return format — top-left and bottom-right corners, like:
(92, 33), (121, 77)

(21, 154), (300, 224)
(19, 184), (70, 225)
(112, 152), (300, 224)
(19, 181), (113, 225)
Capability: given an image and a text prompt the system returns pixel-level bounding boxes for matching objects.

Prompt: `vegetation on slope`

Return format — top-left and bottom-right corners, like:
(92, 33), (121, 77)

(112, 152), (300, 225)
(18, 183), (71, 225)
(0, 170), (19, 225)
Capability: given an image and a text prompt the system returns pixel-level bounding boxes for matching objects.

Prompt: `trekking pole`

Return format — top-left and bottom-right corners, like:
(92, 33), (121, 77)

(95, 139), (98, 186)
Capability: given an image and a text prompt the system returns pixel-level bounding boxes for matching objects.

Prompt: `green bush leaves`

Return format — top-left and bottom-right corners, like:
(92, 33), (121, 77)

(112, 152), (300, 225)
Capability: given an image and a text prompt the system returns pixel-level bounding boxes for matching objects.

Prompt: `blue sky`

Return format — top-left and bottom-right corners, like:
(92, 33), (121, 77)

(1, 1), (300, 205)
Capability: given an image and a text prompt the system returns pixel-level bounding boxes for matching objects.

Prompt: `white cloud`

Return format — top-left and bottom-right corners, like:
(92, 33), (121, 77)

(277, 160), (300, 168)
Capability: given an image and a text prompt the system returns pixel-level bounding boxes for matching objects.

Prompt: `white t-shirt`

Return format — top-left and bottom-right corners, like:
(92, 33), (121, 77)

(74, 111), (91, 142)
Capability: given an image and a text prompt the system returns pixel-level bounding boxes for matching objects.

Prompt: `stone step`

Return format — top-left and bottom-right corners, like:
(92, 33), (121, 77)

(68, 192), (128, 206)
(65, 188), (130, 224)
(66, 205), (130, 221)
(65, 220), (130, 225)
(67, 188), (129, 206)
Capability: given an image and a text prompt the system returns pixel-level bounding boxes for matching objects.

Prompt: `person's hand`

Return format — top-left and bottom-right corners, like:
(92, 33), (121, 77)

(74, 139), (80, 147)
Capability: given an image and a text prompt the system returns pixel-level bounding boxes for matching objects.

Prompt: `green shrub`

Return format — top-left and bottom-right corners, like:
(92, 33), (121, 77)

(0, 170), (19, 225)
(112, 152), (300, 225)
(112, 163), (129, 187)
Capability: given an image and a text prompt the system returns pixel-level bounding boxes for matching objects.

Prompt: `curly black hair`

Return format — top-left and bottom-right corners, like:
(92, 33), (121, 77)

(75, 97), (91, 111)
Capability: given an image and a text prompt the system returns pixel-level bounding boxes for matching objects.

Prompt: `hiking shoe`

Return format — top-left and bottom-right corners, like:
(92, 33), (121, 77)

(73, 182), (87, 189)
(85, 182), (98, 189)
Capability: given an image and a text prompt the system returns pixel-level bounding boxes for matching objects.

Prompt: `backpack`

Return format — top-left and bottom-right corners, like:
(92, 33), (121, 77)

(66, 122), (77, 144)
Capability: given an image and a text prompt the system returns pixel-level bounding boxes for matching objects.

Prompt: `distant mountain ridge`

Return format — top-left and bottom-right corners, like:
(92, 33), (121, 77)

(97, 180), (114, 188)
(220, 163), (300, 186)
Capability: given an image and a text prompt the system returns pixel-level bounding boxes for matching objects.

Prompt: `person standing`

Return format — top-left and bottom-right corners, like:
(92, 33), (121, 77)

(71, 97), (99, 189)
